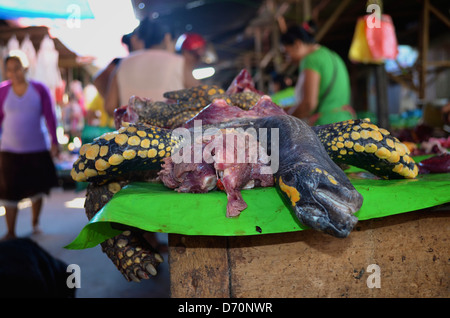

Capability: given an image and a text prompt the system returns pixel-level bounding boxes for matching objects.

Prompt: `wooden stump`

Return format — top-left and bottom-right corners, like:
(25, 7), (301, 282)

(169, 206), (449, 298)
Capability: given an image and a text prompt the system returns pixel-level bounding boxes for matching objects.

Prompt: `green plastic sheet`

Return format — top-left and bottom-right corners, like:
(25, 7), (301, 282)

(66, 161), (450, 250)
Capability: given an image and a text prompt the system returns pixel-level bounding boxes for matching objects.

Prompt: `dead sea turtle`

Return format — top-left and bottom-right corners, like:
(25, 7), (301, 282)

(71, 72), (417, 282)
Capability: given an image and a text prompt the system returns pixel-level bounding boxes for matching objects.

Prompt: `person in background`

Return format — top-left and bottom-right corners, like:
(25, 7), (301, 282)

(0, 55), (59, 241)
(69, 80), (86, 117)
(105, 18), (190, 116)
(93, 57), (123, 101)
(270, 73), (296, 108)
(175, 32), (207, 88)
(62, 92), (84, 140)
(0, 238), (75, 297)
(86, 35), (133, 133)
(280, 21), (355, 125)
(89, 57), (123, 131)
(85, 90), (115, 128)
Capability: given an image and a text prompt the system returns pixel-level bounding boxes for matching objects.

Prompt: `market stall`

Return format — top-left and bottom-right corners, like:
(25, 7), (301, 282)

(59, 0), (450, 298)
(1, 0), (448, 299)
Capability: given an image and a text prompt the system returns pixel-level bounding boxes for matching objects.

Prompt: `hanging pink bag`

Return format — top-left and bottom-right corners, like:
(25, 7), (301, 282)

(365, 14), (399, 60)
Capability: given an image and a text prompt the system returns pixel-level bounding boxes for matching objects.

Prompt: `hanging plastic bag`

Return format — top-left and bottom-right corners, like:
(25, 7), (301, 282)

(365, 14), (399, 60)
(349, 14), (398, 64)
(349, 16), (382, 64)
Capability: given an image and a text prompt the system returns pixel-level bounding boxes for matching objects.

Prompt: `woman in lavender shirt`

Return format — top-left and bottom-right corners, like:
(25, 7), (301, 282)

(0, 55), (59, 240)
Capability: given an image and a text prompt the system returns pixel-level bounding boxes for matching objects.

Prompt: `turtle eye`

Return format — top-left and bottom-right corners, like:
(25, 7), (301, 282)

(281, 172), (293, 183)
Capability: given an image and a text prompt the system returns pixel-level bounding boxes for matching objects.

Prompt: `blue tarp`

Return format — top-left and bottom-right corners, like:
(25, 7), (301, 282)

(0, 0), (94, 19)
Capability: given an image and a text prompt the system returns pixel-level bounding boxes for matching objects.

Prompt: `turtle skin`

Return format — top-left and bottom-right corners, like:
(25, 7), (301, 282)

(72, 118), (417, 185)
(72, 87), (418, 282)
(124, 84), (262, 129)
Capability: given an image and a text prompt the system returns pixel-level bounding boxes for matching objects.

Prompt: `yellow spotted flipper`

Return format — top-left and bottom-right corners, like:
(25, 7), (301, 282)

(163, 84), (225, 104)
(71, 123), (181, 183)
(313, 118), (418, 179)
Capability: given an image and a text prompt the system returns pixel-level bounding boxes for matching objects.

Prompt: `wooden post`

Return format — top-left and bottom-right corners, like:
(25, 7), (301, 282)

(315, 0), (352, 42)
(419, 0), (430, 100)
(303, 0), (311, 21)
(254, 27), (264, 91)
(428, 2), (450, 28)
(374, 64), (390, 129)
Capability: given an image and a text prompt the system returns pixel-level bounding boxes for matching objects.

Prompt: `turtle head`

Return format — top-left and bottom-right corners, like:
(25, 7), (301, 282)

(276, 163), (363, 238)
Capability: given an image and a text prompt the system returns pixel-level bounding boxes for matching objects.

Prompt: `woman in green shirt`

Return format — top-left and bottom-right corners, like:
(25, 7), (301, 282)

(280, 22), (355, 125)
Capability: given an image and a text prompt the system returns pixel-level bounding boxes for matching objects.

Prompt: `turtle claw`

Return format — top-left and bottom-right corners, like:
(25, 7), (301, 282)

(128, 273), (141, 283)
(145, 262), (158, 276)
(101, 230), (164, 282)
(137, 269), (149, 280)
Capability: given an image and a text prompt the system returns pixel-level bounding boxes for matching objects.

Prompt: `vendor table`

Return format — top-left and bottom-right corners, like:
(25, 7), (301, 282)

(168, 205), (449, 298)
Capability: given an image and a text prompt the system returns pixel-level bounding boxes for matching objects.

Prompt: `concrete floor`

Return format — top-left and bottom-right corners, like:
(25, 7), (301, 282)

(0, 187), (170, 298)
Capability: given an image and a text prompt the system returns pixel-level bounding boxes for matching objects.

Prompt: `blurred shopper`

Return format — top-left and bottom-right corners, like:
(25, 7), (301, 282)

(93, 57), (123, 101)
(0, 238), (75, 297)
(62, 92), (85, 140)
(281, 21), (355, 125)
(69, 80), (86, 117)
(89, 38), (128, 127)
(175, 32), (207, 87)
(270, 73), (296, 108)
(0, 55), (59, 241)
(105, 18), (190, 116)
(86, 91), (115, 128)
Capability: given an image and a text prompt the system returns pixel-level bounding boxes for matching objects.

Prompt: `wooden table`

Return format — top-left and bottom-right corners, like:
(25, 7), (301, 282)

(168, 205), (449, 298)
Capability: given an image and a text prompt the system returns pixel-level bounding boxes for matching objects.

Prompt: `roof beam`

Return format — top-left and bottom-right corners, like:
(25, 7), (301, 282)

(428, 2), (450, 28)
(315, 0), (352, 42)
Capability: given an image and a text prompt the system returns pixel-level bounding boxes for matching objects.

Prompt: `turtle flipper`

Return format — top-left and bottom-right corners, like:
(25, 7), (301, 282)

(163, 84), (225, 104)
(229, 91), (262, 110)
(313, 119), (418, 179)
(71, 123), (181, 183)
(166, 110), (198, 128)
(84, 181), (164, 282)
(124, 97), (203, 129)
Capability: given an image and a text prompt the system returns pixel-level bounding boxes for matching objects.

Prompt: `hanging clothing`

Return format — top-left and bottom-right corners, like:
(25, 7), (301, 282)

(33, 35), (62, 94)
(20, 34), (37, 79)
(6, 34), (20, 52)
